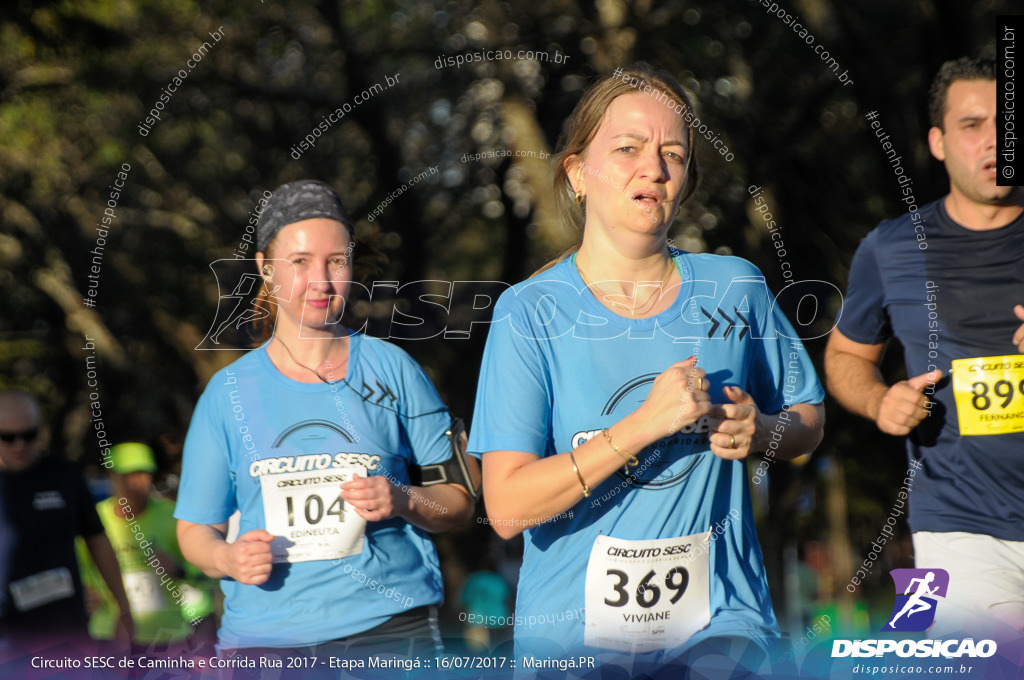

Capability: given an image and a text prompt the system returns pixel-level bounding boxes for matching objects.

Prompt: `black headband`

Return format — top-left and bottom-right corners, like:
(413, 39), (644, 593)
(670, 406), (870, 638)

(257, 180), (352, 252)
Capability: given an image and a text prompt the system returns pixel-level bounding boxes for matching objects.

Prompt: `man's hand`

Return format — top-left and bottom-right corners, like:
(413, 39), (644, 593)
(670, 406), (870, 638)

(874, 370), (942, 436)
(1012, 305), (1024, 353)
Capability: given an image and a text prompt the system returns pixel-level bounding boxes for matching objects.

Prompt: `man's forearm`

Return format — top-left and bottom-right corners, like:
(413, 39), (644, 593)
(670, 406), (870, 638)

(824, 348), (889, 421)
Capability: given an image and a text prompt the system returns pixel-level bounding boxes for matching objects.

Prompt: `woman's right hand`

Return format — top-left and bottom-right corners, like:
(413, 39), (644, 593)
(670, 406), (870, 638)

(635, 357), (711, 441)
(218, 529), (276, 585)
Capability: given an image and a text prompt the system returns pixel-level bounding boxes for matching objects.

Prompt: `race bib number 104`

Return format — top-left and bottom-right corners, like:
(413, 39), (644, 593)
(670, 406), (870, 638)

(584, 532), (711, 653)
(259, 466), (367, 563)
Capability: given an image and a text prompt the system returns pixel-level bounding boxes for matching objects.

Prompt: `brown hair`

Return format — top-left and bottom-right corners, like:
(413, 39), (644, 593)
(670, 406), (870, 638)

(250, 238), (281, 346)
(927, 57), (995, 130)
(535, 63), (701, 276)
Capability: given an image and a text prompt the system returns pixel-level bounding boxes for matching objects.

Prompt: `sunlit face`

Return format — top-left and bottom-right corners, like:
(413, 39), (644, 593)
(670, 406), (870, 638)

(259, 218), (352, 336)
(0, 395), (43, 472)
(571, 92), (690, 236)
(929, 79), (1014, 206)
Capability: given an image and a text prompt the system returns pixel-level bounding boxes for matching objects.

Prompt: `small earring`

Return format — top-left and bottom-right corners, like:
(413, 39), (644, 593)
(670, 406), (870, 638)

(573, 164), (585, 205)
(261, 265), (272, 276)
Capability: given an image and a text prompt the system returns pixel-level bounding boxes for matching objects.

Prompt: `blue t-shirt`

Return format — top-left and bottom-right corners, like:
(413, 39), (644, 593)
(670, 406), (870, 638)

(837, 198), (1024, 540)
(468, 250), (825, 663)
(174, 333), (451, 648)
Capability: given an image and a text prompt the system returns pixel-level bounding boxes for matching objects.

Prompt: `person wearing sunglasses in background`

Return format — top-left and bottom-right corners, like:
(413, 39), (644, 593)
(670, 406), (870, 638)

(0, 390), (133, 655)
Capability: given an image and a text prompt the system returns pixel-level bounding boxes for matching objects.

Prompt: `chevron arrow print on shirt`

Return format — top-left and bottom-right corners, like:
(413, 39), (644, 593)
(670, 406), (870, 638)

(362, 380), (398, 405)
(700, 306), (750, 340)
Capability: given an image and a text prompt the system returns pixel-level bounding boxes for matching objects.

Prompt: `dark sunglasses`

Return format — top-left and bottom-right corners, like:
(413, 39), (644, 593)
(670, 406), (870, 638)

(0, 428), (39, 444)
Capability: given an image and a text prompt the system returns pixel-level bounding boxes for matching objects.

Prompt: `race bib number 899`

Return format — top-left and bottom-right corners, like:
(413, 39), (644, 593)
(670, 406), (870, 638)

(952, 355), (1024, 436)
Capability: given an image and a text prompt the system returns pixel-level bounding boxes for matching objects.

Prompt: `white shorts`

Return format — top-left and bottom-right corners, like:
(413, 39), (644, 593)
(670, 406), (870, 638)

(912, 531), (1024, 642)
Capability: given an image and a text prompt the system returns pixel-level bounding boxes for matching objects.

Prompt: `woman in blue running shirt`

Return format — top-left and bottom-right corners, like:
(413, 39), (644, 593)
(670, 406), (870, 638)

(175, 180), (479, 667)
(469, 64), (825, 677)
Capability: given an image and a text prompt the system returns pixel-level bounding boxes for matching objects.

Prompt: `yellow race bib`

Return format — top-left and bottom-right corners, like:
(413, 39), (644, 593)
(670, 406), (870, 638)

(951, 355), (1024, 436)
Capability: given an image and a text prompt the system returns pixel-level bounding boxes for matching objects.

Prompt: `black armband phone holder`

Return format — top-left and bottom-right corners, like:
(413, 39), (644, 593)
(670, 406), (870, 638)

(409, 418), (479, 501)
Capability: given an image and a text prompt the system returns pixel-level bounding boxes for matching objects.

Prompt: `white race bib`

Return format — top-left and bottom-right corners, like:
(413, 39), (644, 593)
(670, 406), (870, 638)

(259, 466), (367, 563)
(10, 567), (75, 612)
(584, 532), (711, 653)
(123, 569), (166, 614)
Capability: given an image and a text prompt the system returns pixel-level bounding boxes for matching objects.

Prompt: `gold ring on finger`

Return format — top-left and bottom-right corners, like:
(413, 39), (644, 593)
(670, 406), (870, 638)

(729, 434), (736, 448)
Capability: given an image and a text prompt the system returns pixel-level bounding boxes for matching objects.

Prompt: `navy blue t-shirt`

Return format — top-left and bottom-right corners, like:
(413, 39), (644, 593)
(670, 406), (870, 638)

(838, 198), (1024, 540)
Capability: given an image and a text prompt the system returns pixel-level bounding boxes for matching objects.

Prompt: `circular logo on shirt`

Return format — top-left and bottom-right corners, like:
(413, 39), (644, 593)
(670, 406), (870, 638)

(247, 420), (380, 479)
(272, 419), (358, 450)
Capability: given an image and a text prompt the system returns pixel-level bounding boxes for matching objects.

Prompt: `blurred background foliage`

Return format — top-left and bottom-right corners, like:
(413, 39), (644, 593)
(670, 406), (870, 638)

(0, 0), (1012, 642)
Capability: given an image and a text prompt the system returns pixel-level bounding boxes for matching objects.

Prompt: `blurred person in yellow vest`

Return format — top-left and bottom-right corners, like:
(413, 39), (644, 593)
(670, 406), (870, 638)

(78, 442), (216, 648)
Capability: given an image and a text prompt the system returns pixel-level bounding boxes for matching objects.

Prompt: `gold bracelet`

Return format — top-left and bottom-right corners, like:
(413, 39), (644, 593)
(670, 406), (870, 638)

(568, 450), (590, 497)
(602, 428), (639, 467)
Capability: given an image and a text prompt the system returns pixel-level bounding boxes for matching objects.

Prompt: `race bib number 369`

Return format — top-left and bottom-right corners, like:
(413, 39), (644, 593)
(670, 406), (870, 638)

(951, 355), (1024, 436)
(260, 466), (367, 563)
(584, 533), (711, 653)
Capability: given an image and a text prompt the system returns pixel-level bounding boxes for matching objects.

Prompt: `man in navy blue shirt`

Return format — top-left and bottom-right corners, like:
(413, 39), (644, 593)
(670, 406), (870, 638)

(825, 57), (1024, 641)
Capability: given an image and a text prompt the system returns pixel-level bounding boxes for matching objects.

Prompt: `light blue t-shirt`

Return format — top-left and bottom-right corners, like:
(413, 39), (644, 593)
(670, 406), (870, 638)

(468, 250), (825, 664)
(175, 332), (451, 648)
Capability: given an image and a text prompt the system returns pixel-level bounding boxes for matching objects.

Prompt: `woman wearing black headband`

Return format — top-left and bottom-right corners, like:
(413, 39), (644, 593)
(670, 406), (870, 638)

(175, 180), (479, 666)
